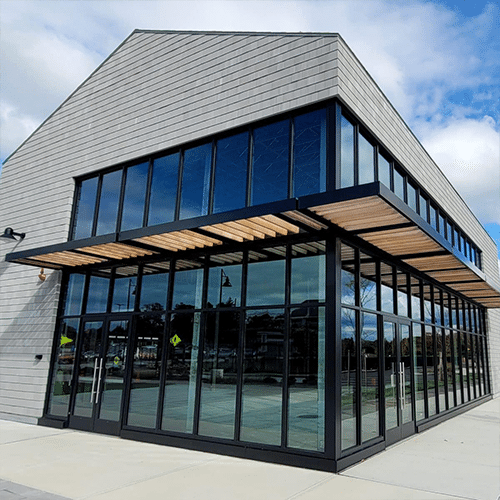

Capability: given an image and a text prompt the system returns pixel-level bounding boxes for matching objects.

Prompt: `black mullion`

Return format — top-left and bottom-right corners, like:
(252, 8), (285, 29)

(208, 139), (217, 215)
(246, 129), (254, 207)
(457, 328), (465, 405)
(419, 281), (428, 418)
(354, 248), (362, 446)
(353, 125), (359, 186)
(174, 151), (184, 221)
(193, 260), (210, 436)
(333, 102), (342, 190)
(116, 167), (127, 233)
(288, 118), (294, 198)
(355, 307), (362, 446)
(143, 158), (154, 227)
(69, 182), (82, 240)
(325, 237), (338, 460)
(91, 175), (104, 237)
(470, 333), (477, 400)
(234, 249), (248, 441)
(449, 328), (457, 407)
(282, 243), (292, 448)
(464, 331), (471, 402)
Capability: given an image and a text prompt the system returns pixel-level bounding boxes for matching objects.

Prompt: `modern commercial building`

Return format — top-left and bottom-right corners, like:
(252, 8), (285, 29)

(1, 30), (499, 472)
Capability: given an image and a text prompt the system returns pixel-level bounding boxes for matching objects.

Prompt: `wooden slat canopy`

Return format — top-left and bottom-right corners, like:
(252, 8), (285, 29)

(6, 184), (500, 308)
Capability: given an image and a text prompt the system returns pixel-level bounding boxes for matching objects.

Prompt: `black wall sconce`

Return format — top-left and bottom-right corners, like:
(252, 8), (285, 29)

(35, 354), (43, 360)
(0, 227), (26, 241)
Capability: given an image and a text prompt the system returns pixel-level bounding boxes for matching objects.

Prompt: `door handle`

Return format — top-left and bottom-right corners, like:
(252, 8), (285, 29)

(95, 358), (104, 404)
(90, 358), (98, 403)
(399, 362), (405, 411)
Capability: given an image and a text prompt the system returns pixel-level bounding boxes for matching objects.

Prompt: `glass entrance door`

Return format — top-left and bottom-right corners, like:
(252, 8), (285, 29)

(69, 317), (130, 434)
(384, 319), (414, 445)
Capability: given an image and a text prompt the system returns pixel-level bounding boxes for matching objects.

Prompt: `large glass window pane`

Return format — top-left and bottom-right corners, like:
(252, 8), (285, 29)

(359, 252), (377, 310)
(436, 328), (447, 412)
(207, 263), (242, 308)
(139, 269), (169, 312)
(393, 168), (405, 200)
(213, 132), (249, 213)
(73, 321), (103, 418)
(384, 321), (398, 430)
(172, 268), (204, 310)
(378, 154), (391, 188)
(62, 274), (86, 316)
(121, 162), (149, 231)
(426, 326), (437, 417)
(72, 177), (98, 239)
(413, 324), (425, 420)
(423, 285), (433, 324)
(407, 182), (417, 212)
(179, 143), (212, 219)
(453, 330), (462, 405)
(341, 307), (357, 449)
(98, 320), (129, 421)
(199, 311), (240, 439)
(148, 153), (179, 226)
(111, 267), (138, 313)
(127, 314), (164, 428)
(361, 312), (379, 442)
(419, 194), (428, 223)
(85, 274), (110, 313)
(47, 319), (79, 417)
(241, 309), (284, 446)
(290, 247), (325, 304)
(246, 256), (285, 307)
(396, 271), (409, 317)
(430, 204), (438, 230)
(400, 324), (412, 424)
(462, 332), (470, 402)
(410, 278), (421, 321)
(340, 115), (355, 188)
(96, 170), (122, 236)
(161, 312), (201, 433)
(445, 329), (455, 407)
(293, 109), (326, 197)
(381, 263), (394, 314)
(288, 307), (325, 451)
(251, 120), (289, 205)
(358, 133), (374, 185)
(341, 243), (356, 306)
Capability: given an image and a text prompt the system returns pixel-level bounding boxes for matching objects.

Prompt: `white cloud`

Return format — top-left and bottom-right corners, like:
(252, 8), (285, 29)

(1, 0), (499, 240)
(420, 116), (500, 223)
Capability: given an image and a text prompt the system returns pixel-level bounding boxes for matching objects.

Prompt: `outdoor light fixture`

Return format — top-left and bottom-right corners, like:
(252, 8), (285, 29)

(38, 268), (46, 282)
(0, 227), (26, 241)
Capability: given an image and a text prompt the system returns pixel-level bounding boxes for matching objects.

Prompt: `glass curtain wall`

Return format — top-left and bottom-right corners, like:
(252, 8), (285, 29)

(47, 231), (489, 462)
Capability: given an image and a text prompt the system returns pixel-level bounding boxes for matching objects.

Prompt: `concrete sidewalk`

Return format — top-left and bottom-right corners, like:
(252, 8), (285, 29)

(0, 399), (498, 500)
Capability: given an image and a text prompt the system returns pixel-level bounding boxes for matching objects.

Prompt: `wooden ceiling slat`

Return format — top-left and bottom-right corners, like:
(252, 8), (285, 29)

(283, 210), (328, 230)
(223, 220), (267, 239)
(261, 215), (300, 234)
(201, 225), (245, 242)
(231, 219), (277, 238)
(135, 235), (187, 251)
(181, 230), (222, 246)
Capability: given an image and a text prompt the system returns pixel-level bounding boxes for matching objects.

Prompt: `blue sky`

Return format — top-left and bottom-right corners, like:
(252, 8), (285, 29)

(0, 0), (499, 262)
